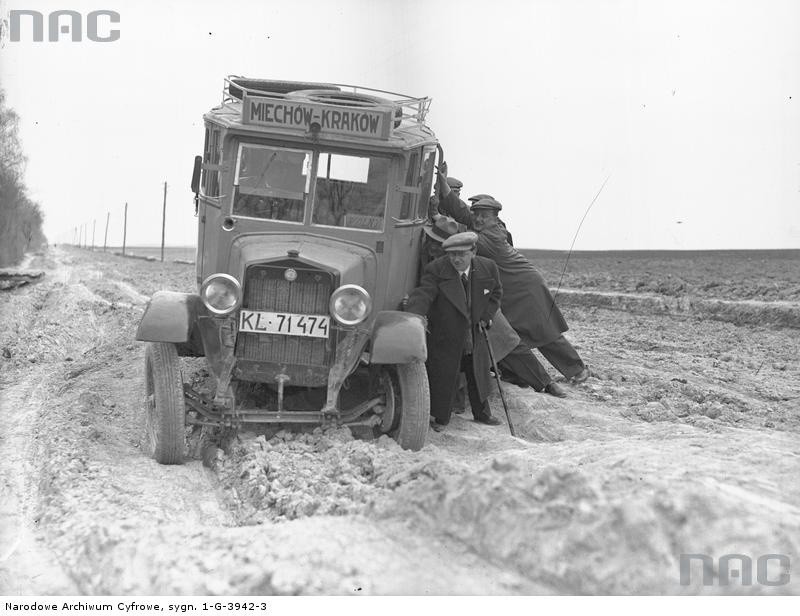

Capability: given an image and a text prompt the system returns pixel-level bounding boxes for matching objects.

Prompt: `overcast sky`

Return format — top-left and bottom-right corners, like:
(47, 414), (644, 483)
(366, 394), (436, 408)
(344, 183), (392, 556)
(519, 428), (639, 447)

(1, 0), (798, 250)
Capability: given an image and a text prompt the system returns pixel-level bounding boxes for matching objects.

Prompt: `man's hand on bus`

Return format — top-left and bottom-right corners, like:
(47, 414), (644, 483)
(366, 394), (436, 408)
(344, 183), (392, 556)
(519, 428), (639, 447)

(435, 160), (450, 197)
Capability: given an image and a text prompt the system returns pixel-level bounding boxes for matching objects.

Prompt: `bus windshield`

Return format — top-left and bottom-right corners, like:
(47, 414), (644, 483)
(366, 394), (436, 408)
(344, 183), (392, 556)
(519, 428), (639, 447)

(233, 144), (311, 223)
(311, 152), (389, 231)
(232, 144), (390, 231)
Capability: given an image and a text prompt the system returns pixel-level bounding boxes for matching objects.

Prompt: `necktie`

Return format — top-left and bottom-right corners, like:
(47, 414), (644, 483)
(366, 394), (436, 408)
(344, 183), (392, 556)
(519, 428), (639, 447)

(461, 272), (470, 304)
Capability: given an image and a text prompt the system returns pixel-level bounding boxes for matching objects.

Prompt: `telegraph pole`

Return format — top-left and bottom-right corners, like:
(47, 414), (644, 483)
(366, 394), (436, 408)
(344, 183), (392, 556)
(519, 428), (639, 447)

(103, 212), (110, 252)
(161, 181), (167, 262)
(91, 219), (96, 251)
(122, 203), (128, 256)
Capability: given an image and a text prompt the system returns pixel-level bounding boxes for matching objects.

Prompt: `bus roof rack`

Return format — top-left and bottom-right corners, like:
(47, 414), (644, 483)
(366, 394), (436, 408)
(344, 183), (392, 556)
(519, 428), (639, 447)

(223, 75), (432, 126)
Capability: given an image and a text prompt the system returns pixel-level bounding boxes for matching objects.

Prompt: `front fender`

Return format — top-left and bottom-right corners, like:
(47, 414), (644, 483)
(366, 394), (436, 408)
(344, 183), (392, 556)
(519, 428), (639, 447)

(369, 310), (427, 364)
(135, 291), (207, 343)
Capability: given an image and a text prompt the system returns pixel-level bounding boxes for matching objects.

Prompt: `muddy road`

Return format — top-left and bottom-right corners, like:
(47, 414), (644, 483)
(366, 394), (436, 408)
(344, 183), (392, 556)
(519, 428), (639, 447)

(1, 246), (798, 595)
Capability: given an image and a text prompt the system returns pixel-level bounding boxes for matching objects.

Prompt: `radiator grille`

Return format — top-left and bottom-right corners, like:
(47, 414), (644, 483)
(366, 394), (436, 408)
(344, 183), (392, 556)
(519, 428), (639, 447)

(236, 264), (335, 368)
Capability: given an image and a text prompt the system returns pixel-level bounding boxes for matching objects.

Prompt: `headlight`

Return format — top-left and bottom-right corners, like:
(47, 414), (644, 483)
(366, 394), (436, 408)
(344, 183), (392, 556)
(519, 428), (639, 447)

(330, 284), (372, 326)
(200, 273), (242, 315)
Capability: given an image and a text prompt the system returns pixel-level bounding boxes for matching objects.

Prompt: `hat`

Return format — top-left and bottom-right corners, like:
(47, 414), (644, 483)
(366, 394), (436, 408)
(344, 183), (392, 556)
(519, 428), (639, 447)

(446, 177), (463, 189)
(468, 193), (494, 202)
(442, 231), (478, 252)
(470, 197), (502, 212)
(423, 215), (461, 243)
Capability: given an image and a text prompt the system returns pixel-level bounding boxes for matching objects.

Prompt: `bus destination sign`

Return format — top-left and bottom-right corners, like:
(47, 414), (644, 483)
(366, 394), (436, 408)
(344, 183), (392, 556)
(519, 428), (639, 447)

(242, 94), (393, 140)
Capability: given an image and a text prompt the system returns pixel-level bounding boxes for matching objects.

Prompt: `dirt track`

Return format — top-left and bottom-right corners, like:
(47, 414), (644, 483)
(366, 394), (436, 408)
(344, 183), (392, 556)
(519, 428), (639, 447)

(1, 246), (798, 595)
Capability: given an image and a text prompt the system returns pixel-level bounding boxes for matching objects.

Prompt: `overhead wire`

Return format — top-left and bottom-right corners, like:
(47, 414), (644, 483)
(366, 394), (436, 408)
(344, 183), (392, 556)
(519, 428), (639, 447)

(547, 173), (612, 320)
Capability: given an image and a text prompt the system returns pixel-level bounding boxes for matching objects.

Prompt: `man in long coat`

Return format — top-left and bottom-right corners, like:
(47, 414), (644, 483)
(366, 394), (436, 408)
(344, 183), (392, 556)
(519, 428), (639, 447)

(406, 232), (503, 429)
(435, 168), (589, 394)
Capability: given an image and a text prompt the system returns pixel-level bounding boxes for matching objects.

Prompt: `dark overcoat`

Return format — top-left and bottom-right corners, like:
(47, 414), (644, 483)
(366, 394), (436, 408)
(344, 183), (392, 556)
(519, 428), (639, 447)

(439, 192), (569, 347)
(406, 255), (502, 421)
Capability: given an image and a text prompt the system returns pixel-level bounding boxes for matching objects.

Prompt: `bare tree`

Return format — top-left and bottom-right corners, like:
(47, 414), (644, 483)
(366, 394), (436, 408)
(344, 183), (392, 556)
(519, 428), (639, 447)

(0, 88), (46, 266)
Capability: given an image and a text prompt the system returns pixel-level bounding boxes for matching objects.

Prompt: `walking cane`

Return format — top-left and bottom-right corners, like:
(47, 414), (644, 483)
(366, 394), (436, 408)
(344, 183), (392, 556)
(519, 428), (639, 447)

(479, 323), (516, 437)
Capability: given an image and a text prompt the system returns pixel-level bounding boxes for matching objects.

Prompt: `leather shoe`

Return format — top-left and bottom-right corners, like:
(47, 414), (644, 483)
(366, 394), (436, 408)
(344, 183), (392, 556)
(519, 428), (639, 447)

(474, 414), (502, 426)
(572, 367), (591, 384)
(544, 382), (568, 398)
(429, 419), (446, 432)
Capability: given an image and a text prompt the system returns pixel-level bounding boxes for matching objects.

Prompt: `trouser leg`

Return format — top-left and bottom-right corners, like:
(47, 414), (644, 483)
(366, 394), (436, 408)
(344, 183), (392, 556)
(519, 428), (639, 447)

(497, 342), (552, 391)
(453, 373), (467, 411)
(427, 362), (457, 425)
(460, 354), (490, 420)
(537, 335), (585, 379)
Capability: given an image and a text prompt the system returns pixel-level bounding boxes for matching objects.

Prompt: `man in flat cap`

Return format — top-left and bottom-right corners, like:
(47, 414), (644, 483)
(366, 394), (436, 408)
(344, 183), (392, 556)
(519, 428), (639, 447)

(417, 215), (521, 415)
(406, 231), (504, 430)
(419, 215), (470, 414)
(428, 177), (465, 220)
(447, 177), (464, 194)
(436, 164), (590, 395)
(467, 194), (514, 246)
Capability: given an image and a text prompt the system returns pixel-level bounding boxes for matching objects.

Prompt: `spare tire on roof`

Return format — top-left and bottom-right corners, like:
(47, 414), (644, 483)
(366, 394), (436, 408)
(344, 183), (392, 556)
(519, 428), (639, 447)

(227, 79), (341, 101)
(288, 89), (389, 107)
(289, 89), (403, 128)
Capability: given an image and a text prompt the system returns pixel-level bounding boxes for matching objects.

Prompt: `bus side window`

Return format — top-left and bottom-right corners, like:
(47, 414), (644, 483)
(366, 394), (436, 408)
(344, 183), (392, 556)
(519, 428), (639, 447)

(417, 149), (436, 220)
(202, 126), (221, 197)
(399, 150), (420, 219)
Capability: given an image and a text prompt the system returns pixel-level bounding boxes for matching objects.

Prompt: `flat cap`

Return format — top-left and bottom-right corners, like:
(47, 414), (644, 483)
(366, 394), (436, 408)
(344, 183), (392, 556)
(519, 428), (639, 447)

(442, 231), (478, 252)
(446, 177), (463, 189)
(424, 215), (462, 242)
(470, 197), (502, 212)
(468, 193), (494, 202)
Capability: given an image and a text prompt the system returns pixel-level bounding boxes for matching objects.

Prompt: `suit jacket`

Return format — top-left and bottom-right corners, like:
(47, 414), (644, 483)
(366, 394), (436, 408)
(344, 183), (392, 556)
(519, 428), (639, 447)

(439, 191), (569, 347)
(406, 255), (502, 419)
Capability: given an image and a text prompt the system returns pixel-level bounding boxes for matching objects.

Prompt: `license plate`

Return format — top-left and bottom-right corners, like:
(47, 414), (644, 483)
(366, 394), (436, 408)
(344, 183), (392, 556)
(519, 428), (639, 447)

(238, 310), (330, 338)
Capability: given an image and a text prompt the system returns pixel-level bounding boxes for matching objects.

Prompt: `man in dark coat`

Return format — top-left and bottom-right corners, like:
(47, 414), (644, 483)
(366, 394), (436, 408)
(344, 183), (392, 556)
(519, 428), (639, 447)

(418, 215), (521, 415)
(419, 214), (469, 414)
(435, 167), (589, 393)
(406, 232), (503, 430)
